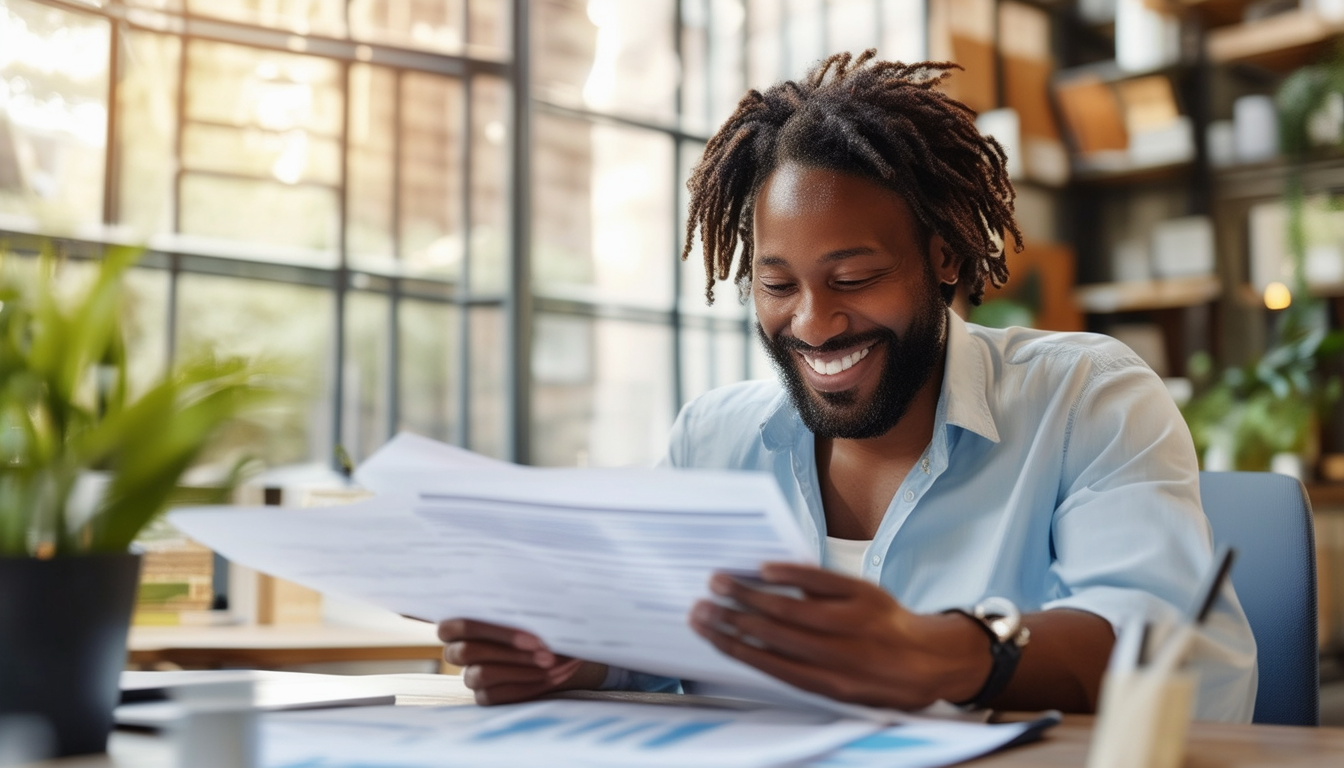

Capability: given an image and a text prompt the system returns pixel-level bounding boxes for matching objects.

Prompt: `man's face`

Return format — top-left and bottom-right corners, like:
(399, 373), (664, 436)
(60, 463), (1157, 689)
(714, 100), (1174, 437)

(751, 163), (953, 440)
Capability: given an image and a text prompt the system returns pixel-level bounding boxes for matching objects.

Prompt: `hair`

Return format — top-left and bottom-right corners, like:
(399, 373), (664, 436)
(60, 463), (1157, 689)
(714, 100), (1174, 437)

(682, 50), (1021, 306)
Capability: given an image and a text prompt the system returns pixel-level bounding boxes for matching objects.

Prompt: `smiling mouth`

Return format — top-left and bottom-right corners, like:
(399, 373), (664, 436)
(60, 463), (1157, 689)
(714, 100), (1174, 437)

(799, 344), (874, 376)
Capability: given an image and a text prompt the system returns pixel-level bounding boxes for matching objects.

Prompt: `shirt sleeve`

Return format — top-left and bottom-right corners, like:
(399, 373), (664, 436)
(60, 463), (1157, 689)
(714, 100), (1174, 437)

(600, 666), (684, 694)
(1044, 355), (1258, 722)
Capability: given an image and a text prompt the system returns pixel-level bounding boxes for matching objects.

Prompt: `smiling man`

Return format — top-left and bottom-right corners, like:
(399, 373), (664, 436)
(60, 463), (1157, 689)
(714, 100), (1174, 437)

(439, 51), (1257, 720)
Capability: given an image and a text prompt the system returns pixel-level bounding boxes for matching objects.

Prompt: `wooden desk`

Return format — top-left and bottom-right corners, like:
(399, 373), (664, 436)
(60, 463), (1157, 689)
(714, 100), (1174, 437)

(39, 712), (1344, 767)
(127, 623), (445, 669)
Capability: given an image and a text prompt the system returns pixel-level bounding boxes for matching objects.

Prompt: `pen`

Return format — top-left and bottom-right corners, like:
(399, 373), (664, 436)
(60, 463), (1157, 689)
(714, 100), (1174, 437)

(1148, 544), (1236, 677)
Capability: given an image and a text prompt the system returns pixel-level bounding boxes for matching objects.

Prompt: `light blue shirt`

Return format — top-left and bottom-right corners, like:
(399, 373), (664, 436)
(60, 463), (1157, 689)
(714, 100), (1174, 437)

(652, 310), (1257, 721)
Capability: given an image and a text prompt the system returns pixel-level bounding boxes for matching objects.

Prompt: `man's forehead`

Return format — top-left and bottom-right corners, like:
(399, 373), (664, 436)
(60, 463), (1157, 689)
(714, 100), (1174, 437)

(756, 162), (913, 220)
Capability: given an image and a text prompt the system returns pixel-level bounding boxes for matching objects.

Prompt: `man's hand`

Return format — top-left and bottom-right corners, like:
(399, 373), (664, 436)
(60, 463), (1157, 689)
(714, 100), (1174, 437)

(437, 619), (608, 705)
(688, 563), (991, 710)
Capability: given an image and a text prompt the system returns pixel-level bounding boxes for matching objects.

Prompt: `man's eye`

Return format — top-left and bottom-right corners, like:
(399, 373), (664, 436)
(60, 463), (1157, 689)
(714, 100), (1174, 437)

(760, 282), (794, 293)
(833, 278), (872, 289)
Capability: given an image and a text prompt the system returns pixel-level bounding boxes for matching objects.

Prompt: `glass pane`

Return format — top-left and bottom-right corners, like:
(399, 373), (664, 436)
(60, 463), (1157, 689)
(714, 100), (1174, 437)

(185, 41), (343, 138)
(398, 298), (460, 443)
(175, 274), (335, 468)
(681, 0), (709, 135)
(0, 0), (109, 231)
(879, 0), (925, 61)
(709, 0), (747, 130)
(532, 315), (673, 468)
(347, 64), (397, 272)
(117, 31), (179, 239)
(344, 290), (392, 463)
(469, 0), (510, 56)
(532, 0), (677, 124)
(182, 122), (341, 186)
(187, 0), (347, 37)
(785, 0), (824, 77)
(746, 0), (783, 88)
(400, 72), (464, 281)
(828, 0), (877, 57)
(468, 306), (505, 458)
(123, 266), (170, 399)
(470, 75), (508, 294)
(681, 322), (749, 404)
(179, 174), (339, 260)
(350, 0), (466, 55)
(533, 116), (674, 308)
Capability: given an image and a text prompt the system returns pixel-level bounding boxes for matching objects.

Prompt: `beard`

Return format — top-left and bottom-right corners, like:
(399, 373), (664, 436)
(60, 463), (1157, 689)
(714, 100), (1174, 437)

(757, 288), (947, 441)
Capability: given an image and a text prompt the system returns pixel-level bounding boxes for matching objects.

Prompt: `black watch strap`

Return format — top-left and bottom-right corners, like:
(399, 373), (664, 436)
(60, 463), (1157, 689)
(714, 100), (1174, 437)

(948, 607), (1026, 710)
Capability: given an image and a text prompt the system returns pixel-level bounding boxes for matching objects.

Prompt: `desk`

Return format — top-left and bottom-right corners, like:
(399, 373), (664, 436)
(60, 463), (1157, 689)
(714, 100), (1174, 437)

(36, 711), (1344, 767)
(127, 623), (446, 669)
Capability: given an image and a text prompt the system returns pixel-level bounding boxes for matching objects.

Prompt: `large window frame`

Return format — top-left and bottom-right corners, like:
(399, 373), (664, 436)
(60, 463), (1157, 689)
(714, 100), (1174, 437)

(1, 0), (922, 467)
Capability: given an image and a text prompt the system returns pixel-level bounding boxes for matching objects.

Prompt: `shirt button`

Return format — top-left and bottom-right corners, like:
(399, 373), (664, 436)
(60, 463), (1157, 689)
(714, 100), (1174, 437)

(903, 489), (915, 502)
(870, 554), (882, 566)
(921, 457), (930, 474)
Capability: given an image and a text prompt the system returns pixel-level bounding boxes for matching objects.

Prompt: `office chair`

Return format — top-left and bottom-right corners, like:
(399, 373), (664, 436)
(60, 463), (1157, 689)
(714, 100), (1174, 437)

(1199, 471), (1319, 726)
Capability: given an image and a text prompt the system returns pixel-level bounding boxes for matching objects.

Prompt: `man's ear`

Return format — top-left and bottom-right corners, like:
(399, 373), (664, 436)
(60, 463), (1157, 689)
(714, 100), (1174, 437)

(928, 233), (959, 286)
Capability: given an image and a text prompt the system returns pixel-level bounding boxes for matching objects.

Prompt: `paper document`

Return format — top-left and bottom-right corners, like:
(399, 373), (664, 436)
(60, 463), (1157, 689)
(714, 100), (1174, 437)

(170, 453), (828, 708)
(354, 432), (516, 495)
(262, 699), (880, 768)
(811, 715), (1059, 767)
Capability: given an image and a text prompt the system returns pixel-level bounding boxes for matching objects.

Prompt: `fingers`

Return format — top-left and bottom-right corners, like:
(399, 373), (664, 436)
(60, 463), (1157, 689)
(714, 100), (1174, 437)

(463, 657), (582, 690)
(757, 563), (875, 598)
(437, 618), (545, 651)
(689, 603), (932, 710)
(709, 573), (867, 634)
(444, 640), (557, 668)
(689, 608), (869, 703)
(466, 657), (586, 706)
(693, 600), (863, 667)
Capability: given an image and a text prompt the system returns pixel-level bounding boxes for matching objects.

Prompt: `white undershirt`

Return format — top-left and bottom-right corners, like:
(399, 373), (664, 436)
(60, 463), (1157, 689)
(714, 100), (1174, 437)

(824, 536), (873, 580)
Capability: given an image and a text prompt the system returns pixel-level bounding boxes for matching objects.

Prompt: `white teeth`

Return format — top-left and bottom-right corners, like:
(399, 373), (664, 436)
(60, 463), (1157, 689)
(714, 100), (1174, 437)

(803, 346), (871, 376)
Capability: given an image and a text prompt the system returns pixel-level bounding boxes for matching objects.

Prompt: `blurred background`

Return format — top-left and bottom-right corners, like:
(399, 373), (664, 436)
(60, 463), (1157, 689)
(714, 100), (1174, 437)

(3, 0), (1344, 715)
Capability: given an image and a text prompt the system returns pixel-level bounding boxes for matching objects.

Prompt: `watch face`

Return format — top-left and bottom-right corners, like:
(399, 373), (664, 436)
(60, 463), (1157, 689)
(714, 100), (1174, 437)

(988, 616), (1016, 643)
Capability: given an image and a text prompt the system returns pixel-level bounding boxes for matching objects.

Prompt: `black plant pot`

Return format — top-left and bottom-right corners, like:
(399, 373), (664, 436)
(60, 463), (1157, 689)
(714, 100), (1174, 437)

(0, 553), (142, 756)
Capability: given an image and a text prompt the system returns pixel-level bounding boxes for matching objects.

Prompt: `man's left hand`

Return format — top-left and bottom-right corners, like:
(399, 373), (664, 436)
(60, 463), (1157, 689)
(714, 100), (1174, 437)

(689, 562), (991, 710)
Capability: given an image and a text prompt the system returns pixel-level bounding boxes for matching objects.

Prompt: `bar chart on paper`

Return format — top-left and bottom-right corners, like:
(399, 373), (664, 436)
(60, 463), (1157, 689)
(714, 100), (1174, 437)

(261, 699), (879, 768)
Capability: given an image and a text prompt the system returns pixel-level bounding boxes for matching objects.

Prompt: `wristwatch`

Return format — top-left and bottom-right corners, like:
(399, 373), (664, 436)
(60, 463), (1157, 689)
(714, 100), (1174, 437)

(950, 596), (1031, 710)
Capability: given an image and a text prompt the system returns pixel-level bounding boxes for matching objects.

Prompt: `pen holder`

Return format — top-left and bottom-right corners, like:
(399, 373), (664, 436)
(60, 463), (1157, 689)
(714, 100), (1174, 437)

(171, 680), (259, 768)
(1085, 669), (1194, 768)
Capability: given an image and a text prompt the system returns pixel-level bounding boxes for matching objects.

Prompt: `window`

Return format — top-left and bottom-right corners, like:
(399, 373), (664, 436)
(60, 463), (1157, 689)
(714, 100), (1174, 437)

(0, 0), (924, 470)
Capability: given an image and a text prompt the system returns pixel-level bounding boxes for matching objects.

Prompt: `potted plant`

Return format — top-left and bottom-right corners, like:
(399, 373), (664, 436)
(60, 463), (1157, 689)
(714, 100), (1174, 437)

(0, 246), (272, 756)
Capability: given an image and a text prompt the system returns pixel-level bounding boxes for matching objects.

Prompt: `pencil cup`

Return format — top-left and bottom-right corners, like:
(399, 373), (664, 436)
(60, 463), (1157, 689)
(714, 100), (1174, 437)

(171, 680), (259, 768)
(1086, 669), (1194, 768)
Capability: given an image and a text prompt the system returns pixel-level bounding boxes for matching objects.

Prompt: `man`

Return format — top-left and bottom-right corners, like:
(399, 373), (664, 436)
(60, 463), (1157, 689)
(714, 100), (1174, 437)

(439, 51), (1257, 720)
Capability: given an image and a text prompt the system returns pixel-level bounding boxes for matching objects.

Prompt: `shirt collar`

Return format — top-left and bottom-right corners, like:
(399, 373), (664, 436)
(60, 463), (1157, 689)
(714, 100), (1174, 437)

(758, 309), (1001, 450)
(942, 310), (1000, 444)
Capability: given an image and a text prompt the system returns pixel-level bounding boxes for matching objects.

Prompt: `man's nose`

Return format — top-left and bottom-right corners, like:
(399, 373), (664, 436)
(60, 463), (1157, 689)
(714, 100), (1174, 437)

(790, 289), (848, 348)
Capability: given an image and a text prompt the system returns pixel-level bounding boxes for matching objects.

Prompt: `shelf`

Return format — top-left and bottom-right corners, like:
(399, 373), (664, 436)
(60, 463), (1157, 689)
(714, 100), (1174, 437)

(1074, 275), (1222, 313)
(1208, 9), (1344, 72)
(1181, 0), (1256, 30)
(1072, 159), (1193, 186)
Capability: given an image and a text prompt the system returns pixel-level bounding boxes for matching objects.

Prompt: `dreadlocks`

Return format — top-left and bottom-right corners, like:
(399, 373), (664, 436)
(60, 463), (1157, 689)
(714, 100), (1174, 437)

(683, 50), (1020, 306)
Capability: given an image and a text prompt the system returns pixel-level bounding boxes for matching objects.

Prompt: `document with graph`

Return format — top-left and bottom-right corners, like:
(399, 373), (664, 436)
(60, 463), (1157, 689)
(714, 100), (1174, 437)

(169, 433), (872, 717)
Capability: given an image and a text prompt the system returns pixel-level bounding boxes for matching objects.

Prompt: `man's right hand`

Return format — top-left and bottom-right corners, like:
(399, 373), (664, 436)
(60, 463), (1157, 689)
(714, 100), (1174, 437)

(437, 618), (608, 705)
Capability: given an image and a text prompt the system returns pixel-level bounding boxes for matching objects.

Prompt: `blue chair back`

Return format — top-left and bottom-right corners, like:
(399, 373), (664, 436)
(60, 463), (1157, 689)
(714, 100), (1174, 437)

(1199, 471), (1318, 726)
